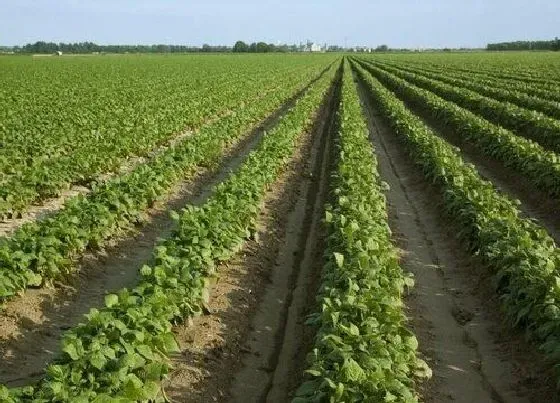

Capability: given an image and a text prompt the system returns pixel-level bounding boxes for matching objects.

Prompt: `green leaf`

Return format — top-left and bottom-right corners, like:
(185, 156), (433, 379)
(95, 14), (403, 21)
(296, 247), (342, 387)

(348, 323), (360, 336)
(334, 252), (344, 268)
(62, 342), (79, 361)
(136, 344), (155, 360)
(142, 381), (160, 399)
(341, 358), (366, 382)
(334, 382), (344, 399)
(169, 210), (181, 221)
(405, 335), (419, 350)
(304, 369), (322, 377)
(140, 265), (152, 277)
(90, 351), (107, 370)
(404, 275), (415, 288)
(104, 294), (119, 308)
(25, 272), (43, 287)
(162, 333), (180, 353)
(143, 362), (166, 381)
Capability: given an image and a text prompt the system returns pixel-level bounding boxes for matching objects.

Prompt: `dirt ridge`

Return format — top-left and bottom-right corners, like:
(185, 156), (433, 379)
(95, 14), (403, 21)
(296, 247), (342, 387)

(261, 68), (341, 403)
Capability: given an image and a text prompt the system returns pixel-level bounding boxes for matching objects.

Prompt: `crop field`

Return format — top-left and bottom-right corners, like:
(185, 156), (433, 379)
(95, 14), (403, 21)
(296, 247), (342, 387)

(1, 51), (560, 402)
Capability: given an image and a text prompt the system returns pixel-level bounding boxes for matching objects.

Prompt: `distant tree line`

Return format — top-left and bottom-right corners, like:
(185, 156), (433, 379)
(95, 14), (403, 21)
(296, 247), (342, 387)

(16, 40), (343, 54)
(233, 41), (290, 52)
(17, 41), (230, 54)
(487, 38), (560, 51)
(232, 41), (347, 53)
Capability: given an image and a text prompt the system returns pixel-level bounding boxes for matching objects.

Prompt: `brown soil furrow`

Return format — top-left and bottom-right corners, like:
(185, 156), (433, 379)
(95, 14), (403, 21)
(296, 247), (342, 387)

(161, 72), (340, 403)
(0, 76), (318, 387)
(354, 73), (558, 403)
(256, 71), (339, 403)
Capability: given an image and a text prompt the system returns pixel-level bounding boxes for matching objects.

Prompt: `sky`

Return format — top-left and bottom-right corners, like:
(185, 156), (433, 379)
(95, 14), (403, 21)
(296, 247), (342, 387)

(1, 0), (559, 49)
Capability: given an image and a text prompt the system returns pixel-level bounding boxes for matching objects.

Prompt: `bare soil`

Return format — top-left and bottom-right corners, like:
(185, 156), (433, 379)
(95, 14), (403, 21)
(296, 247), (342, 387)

(0, 186), (91, 238)
(234, 74), (339, 403)
(355, 73), (559, 403)
(161, 73), (340, 403)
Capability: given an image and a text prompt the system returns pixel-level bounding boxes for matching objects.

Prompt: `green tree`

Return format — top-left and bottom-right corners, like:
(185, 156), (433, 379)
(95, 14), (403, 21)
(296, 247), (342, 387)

(233, 40), (249, 52)
(256, 42), (270, 52)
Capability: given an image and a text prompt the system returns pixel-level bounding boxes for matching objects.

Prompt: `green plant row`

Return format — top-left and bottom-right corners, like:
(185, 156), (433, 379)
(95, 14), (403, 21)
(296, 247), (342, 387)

(0, 60), (340, 403)
(0, 56), (333, 174)
(373, 59), (560, 105)
(353, 61), (560, 387)
(293, 61), (429, 403)
(405, 60), (560, 88)
(362, 60), (560, 154)
(0, 63), (331, 301)
(373, 60), (560, 119)
(446, 65), (560, 87)
(354, 52), (560, 94)
(455, 71), (560, 104)
(0, 58), (267, 176)
(354, 60), (560, 199)
(0, 62), (326, 219)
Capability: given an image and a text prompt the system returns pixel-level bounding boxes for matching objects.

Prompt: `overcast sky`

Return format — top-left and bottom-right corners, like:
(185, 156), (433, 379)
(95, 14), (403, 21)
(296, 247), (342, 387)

(1, 0), (559, 48)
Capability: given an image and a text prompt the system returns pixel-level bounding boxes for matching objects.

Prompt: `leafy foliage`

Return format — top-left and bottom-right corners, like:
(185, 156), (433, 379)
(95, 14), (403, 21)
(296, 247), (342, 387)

(0, 55), (332, 217)
(0, 58), (333, 300)
(373, 60), (560, 119)
(355, 60), (560, 199)
(354, 61), (560, 387)
(363, 61), (560, 154)
(294, 61), (430, 403)
(0, 61), (340, 402)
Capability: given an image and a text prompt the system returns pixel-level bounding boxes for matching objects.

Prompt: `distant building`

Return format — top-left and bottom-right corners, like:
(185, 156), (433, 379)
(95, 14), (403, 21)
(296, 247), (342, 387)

(55, 51), (63, 56)
(354, 46), (372, 53)
(299, 41), (327, 52)
(303, 42), (323, 52)
(311, 43), (322, 52)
